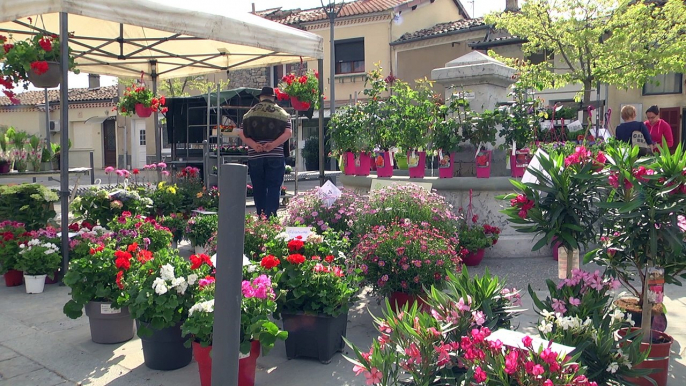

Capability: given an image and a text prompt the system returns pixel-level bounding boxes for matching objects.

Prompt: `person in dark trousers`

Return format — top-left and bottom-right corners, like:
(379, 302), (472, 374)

(239, 87), (292, 218)
(616, 105), (654, 155)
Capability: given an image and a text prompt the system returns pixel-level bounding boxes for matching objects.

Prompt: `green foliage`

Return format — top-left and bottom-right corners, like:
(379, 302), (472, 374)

(485, 0), (686, 103)
(0, 184), (58, 230)
(185, 214), (218, 248)
(108, 213), (173, 252)
(364, 64), (396, 150)
(0, 221), (27, 273)
(63, 246), (122, 319)
(17, 239), (61, 276)
(328, 103), (373, 155)
(388, 78), (437, 150)
(301, 136), (329, 167)
(496, 82), (546, 150)
(71, 187), (152, 226)
(243, 214), (284, 260)
(278, 70), (320, 107)
(151, 182), (183, 215)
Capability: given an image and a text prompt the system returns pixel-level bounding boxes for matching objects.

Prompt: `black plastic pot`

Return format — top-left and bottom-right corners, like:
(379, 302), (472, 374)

(27, 61), (62, 88)
(137, 320), (192, 370)
(85, 302), (134, 344)
(282, 312), (348, 364)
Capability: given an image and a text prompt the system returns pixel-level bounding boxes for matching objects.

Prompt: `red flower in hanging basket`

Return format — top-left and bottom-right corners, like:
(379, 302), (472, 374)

(278, 69), (319, 110)
(117, 81), (167, 117)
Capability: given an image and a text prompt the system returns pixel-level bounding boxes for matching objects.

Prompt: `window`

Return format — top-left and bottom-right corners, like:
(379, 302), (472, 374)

(526, 50), (551, 65)
(272, 64), (298, 87)
(139, 129), (146, 146)
(334, 38), (365, 75)
(643, 73), (683, 95)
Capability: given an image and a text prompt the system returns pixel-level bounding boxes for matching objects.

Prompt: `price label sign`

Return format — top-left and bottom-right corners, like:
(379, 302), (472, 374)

(285, 227), (313, 241)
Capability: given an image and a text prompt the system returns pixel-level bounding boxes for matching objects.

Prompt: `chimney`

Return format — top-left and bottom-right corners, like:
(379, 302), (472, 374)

(88, 74), (100, 89)
(505, 0), (519, 11)
(252, 3), (256, 13)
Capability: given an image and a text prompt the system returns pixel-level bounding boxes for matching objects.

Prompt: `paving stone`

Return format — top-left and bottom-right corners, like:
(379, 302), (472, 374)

(0, 368), (66, 386)
(0, 346), (18, 362)
(0, 356), (42, 380)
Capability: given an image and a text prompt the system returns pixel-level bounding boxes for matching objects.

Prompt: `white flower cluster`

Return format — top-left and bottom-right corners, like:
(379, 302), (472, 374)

(275, 232), (290, 241)
(151, 264), (193, 296)
(189, 299), (215, 316)
(18, 239), (59, 255)
(306, 233), (324, 244)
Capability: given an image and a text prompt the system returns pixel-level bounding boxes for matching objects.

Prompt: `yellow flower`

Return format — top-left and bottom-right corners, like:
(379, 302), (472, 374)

(167, 187), (177, 194)
(196, 192), (203, 198)
(158, 181), (165, 189)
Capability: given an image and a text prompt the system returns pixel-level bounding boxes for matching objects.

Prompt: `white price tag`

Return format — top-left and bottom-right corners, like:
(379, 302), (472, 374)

(567, 120), (583, 132)
(285, 227), (313, 241)
(100, 304), (121, 315)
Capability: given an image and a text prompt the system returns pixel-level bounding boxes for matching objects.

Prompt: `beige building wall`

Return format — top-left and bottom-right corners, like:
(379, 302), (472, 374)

(608, 87), (685, 128)
(390, 0), (464, 40)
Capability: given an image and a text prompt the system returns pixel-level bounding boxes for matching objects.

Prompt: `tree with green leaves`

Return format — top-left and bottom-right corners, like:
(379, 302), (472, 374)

(486, 0), (686, 107)
(119, 76), (231, 98)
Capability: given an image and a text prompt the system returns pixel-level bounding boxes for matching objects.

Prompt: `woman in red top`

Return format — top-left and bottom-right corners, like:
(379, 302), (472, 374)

(644, 105), (674, 150)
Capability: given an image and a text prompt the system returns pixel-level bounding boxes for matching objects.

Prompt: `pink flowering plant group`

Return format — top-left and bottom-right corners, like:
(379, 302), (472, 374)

(68, 226), (113, 261)
(243, 214), (284, 260)
(529, 270), (650, 385)
(108, 212), (173, 252)
(499, 145), (607, 253)
(71, 186), (152, 226)
(352, 221), (462, 297)
(283, 187), (361, 234)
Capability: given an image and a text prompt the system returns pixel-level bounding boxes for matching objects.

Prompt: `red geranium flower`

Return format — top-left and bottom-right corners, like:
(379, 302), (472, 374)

(116, 271), (124, 290)
(38, 37), (52, 52)
(114, 251), (133, 270)
(287, 254), (306, 265)
(190, 254), (213, 270)
(260, 254), (280, 269)
(137, 249), (153, 263)
(132, 168), (139, 175)
(287, 239), (304, 252)
(325, 255), (335, 263)
(30, 61), (49, 75)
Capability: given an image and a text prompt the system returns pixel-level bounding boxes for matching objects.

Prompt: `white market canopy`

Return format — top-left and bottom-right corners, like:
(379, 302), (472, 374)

(0, 0), (324, 79)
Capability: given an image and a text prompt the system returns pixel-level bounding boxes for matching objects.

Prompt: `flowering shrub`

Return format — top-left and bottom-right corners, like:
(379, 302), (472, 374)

(116, 85), (167, 116)
(283, 187), (361, 234)
(151, 182), (183, 215)
(353, 221), (462, 297)
(17, 238), (61, 277)
(0, 221), (26, 273)
(194, 186), (220, 211)
(71, 187), (151, 226)
(278, 69), (320, 109)
(243, 214), (284, 260)
(108, 212), (172, 252)
(456, 210), (501, 254)
(529, 269), (650, 385)
(182, 274), (288, 354)
(115, 248), (213, 333)
(499, 146), (607, 252)
(0, 183), (58, 230)
(259, 234), (360, 317)
(63, 245), (124, 318)
(354, 184), (459, 239)
(0, 32), (78, 102)
(157, 213), (187, 244)
(68, 226), (113, 261)
(185, 214), (218, 248)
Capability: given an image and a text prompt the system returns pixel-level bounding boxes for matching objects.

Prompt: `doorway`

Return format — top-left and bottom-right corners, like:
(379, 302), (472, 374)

(132, 119), (148, 169)
(103, 118), (117, 167)
(659, 107), (680, 153)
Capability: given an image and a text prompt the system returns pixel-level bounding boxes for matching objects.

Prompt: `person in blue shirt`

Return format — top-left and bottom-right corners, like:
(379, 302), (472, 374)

(616, 105), (654, 155)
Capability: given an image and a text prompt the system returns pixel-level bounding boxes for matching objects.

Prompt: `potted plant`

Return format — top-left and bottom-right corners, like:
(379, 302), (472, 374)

(116, 83), (168, 118)
(115, 248), (212, 371)
(27, 135), (43, 172)
(0, 184), (59, 231)
(182, 272), (288, 386)
(364, 65), (397, 178)
(328, 103), (373, 176)
(8, 129), (29, 172)
(0, 33), (78, 96)
(63, 243), (139, 344)
(157, 214), (186, 248)
(185, 214), (218, 254)
(463, 108), (499, 178)
(352, 220), (462, 312)
(0, 132), (10, 174)
(258, 231), (360, 363)
(499, 145), (607, 279)
(107, 213), (172, 252)
(40, 144), (53, 171)
(0, 220), (27, 287)
(431, 91), (469, 179)
(301, 136), (329, 172)
(17, 238), (60, 294)
(457, 209), (500, 267)
(278, 69), (320, 111)
(587, 142), (686, 386)
(282, 187), (360, 235)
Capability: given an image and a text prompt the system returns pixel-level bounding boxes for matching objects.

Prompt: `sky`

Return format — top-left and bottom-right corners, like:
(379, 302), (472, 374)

(17, 0), (506, 92)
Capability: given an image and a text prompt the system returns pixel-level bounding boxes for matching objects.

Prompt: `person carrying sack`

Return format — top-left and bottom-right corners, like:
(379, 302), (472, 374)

(616, 105), (655, 156)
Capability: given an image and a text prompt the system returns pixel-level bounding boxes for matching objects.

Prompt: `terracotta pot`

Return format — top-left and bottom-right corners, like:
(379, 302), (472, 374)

(356, 153), (371, 176)
(375, 151), (393, 177)
(3, 269), (23, 287)
(438, 153), (455, 178)
(614, 298), (667, 332)
(388, 292), (427, 313)
(27, 61), (61, 88)
(135, 103), (153, 118)
(407, 151), (426, 179)
(618, 328), (672, 386)
(462, 249), (485, 267)
(290, 96), (311, 111)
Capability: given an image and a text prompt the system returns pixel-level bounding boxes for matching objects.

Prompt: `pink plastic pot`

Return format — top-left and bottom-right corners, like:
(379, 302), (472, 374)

(343, 152), (356, 175)
(438, 153), (455, 178)
(356, 153), (371, 176)
(407, 151), (426, 179)
(375, 152), (393, 177)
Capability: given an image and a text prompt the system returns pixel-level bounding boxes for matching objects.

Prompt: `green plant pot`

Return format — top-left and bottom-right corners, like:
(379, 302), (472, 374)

(395, 155), (408, 170)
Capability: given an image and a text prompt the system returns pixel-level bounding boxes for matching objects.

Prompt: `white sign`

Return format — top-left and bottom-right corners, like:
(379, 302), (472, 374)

(487, 329), (575, 357)
(540, 121), (552, 130)
(210, 254), (251, 268)
(285, 227), (313, 241)
(567, 120), (583, 132)
(192, 210), (218, 215)
(317, 181), (342, 208)
(521, 149), (551, 186)
(453, 91), (475, 100)
(100, 304), (121, 315)
(370, 180), (433, 192)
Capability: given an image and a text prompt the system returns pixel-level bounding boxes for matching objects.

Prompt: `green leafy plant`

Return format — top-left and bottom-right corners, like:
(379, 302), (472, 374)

(0, 184), (58, 230)
(389, 78), (436, 151)
(71, 186), (152, 226)
(116, 85), (167, 116)
(328, 103), (373, 156)
(243, 214), (284, 260)
(456, 212), (501, 254)
(108, 213), (173, 252)
(17, 238), (61, 277)
(185, 214), (218, 248)
(0, 221), (27, 274)
(497, 81), (545, 150)
(364, 64), (396, 150)
(151, 182), (183, 215)
(277, 69), (320, 109)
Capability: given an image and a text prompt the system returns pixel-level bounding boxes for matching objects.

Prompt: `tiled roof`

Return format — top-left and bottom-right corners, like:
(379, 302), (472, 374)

(258, 0), (423, 26)
(469, 34), (526, 48)
(391, 18), (487, 45)
(0, 85), (118, 106)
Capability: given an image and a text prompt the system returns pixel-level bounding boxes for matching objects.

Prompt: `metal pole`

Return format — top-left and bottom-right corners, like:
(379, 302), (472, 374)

(212, 163), (247, 386)
(206, 85), (212, 189)
(318, 59), (325, 186)
(44, 89), (51, 145)
(294, 115), (299, 194)
(152, 62), (160, 162)
(123, 117), (128, 169)
(59, 12), (70, 278)
(89, 151), (95, 185)
(216, 84), (220, 189)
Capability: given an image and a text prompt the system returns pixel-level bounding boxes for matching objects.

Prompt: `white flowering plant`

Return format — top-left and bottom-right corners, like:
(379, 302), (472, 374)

(17, 238), (61, 277)
(115, 248), (213, 335)
(530, 269), (651, 385)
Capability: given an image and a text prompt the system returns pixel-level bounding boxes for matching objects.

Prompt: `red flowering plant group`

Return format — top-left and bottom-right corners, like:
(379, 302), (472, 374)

(0, 220), (27, 274)
(0, 31), (79, 103)
(68, 225), (113, 261)
(277, 69), (320, 110)
(107, 212), (173, 252)
(456, 207), (501, 255)
(258, 232), (360, 318)
(114, 247), (214, 335)
(498, 145), (608, 255)
(352, 220), (462, 298)
(116, 84), (168, 116)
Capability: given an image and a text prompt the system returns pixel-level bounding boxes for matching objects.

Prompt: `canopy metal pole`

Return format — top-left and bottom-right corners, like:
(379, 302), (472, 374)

(44, 89), (51, 145)
(59, 12), (70, 277)
(294, 115), (299, 194)
(212, 163), (247, 386)
(318, 58), (325, 186)
(152, 61), (160, 163)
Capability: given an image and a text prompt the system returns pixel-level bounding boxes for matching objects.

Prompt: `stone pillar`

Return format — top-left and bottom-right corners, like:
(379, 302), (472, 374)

(431, 51), (516, 114)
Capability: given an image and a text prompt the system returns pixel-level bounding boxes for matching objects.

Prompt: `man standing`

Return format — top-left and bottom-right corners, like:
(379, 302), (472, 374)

(239, 87), (292, 218)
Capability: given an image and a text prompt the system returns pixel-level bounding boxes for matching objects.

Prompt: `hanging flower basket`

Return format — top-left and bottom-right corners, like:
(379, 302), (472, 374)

(290, 96), (311, 111)
(27, 61), (62, 88)
(135, 103), (154, 118)
(115, 72), (167, 117)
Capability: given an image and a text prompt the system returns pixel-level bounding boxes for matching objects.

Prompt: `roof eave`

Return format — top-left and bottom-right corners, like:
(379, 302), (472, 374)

(468, 37), (527, 49)
(390, 23), (489, 46)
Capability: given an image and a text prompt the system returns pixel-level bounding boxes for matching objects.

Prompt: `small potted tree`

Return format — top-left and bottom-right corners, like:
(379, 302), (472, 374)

(17, 238), (61, 294)
(431, 90), (466, 179)
(329, 103), (372, 176)
(463, 109), (499, 178)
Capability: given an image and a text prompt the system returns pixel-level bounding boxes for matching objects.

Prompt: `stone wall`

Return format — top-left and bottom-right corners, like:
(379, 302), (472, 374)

(228, 67), (270, 89)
